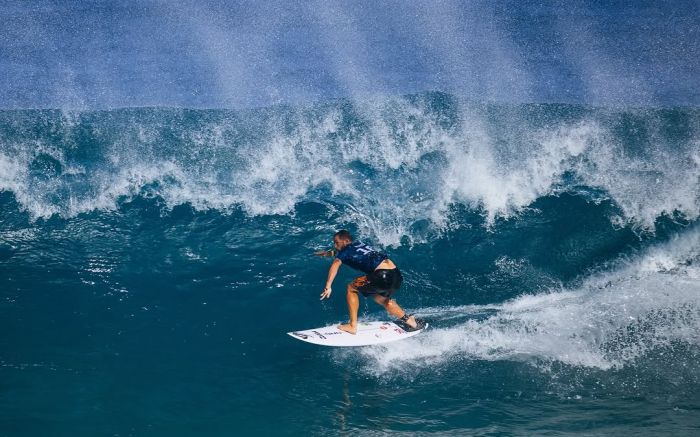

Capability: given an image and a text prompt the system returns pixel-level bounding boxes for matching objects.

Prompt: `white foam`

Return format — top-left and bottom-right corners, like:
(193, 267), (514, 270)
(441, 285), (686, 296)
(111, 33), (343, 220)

(440, 119), (598, 225)
(0, 143), (64, 218)
(572, 123), (700, 229)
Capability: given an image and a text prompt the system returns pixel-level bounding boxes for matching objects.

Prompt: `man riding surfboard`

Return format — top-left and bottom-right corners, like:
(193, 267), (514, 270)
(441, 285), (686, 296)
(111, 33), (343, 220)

(316, 230), (418, 334)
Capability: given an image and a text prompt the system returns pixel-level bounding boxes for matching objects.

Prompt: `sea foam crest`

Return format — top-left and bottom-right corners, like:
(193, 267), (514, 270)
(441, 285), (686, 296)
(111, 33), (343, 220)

(0, 98), (698, 245)
(441, 119), (597, 225)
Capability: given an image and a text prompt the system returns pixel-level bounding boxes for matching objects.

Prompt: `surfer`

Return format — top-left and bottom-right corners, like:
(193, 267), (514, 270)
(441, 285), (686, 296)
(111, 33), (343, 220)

(316, 230), (418, 334)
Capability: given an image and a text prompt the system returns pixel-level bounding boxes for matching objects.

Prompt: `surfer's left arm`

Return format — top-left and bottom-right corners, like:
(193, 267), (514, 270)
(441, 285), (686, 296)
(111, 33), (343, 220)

(320, 258), (342, 300)
(314, 249), (335, 257)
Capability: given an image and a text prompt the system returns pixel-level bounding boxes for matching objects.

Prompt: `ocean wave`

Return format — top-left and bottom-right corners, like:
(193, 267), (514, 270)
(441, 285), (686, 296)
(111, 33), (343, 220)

(0, 94), (698, 246)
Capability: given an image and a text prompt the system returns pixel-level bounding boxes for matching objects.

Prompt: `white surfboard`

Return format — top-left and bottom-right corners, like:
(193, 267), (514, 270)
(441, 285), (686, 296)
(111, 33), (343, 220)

(287, 319), (428, 347)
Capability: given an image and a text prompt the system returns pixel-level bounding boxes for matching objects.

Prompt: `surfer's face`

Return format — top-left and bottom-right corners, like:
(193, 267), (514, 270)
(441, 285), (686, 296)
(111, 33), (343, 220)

(333, 236), (350, 251)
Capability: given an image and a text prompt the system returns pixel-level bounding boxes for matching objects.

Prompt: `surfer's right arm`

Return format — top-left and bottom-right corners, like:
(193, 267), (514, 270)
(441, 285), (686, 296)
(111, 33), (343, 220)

(314, 249), (335, 257)
(320, 259), (342, 300)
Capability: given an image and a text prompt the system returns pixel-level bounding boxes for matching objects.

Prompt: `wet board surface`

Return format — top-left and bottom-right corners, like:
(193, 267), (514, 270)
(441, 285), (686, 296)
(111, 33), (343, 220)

(287, 319), (427, 347)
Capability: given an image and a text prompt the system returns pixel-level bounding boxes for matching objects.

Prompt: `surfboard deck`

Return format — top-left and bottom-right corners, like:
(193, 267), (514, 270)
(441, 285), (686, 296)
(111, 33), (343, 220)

(287, 319), (427, 347)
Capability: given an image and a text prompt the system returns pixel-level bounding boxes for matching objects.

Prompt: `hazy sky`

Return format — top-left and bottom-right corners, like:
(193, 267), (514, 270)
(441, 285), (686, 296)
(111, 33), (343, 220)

(2, 0), (698, 108)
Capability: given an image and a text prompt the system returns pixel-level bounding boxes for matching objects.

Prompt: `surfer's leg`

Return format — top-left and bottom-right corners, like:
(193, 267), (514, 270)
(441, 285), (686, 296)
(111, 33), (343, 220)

(338, 277), (365, 335)
(372, 295), (417, 329)
(369, 270), (416, 328)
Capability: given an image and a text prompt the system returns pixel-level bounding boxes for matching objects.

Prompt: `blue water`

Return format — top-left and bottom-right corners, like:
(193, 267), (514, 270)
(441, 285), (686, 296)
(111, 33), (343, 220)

(1, 94), (699, 435)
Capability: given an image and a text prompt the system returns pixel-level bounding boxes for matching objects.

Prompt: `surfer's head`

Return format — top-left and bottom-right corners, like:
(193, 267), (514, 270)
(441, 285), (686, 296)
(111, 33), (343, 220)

(333, 230), (353, 251)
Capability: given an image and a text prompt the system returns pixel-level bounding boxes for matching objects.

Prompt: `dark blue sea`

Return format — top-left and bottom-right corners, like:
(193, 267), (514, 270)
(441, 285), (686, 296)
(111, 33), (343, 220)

(1, 94), (699, 435)
(2, 0), (700, 435)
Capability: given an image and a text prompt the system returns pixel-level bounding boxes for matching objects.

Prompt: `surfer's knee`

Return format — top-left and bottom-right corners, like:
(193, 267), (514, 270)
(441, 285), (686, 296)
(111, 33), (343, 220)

(373, 295), (391, 308)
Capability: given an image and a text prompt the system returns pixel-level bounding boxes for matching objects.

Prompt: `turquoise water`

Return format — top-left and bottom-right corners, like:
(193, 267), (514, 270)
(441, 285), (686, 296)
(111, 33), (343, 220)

(1, 94), (699, 435)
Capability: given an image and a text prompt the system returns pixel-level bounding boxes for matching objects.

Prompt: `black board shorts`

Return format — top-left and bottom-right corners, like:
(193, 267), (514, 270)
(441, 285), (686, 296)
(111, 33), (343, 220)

(356, 268), (403, 298)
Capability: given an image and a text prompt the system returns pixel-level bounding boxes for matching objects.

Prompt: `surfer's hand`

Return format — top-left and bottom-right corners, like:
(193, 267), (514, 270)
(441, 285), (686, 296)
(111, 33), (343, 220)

(314, 250), (334, 257)
(320, 287), (332, 300)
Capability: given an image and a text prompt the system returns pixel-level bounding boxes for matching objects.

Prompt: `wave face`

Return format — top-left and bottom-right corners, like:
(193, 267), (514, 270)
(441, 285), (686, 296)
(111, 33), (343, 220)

(1, 93), (699, 435)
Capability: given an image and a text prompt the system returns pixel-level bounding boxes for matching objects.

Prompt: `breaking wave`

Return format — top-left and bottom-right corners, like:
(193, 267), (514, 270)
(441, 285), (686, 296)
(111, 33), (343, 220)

(1, 93), (698, 246)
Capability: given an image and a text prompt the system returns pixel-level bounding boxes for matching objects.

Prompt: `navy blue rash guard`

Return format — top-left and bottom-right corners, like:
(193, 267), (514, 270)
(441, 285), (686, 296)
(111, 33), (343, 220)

(335, 241), (388, 274)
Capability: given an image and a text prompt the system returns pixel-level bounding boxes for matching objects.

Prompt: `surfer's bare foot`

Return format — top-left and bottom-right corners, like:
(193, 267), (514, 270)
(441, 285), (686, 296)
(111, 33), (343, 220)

(406, 315), (417, 330)
(338, 323), (357, 335)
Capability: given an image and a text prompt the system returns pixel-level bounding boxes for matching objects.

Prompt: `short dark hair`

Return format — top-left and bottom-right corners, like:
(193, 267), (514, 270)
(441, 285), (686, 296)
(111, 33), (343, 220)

(334, 230), (353, 241)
